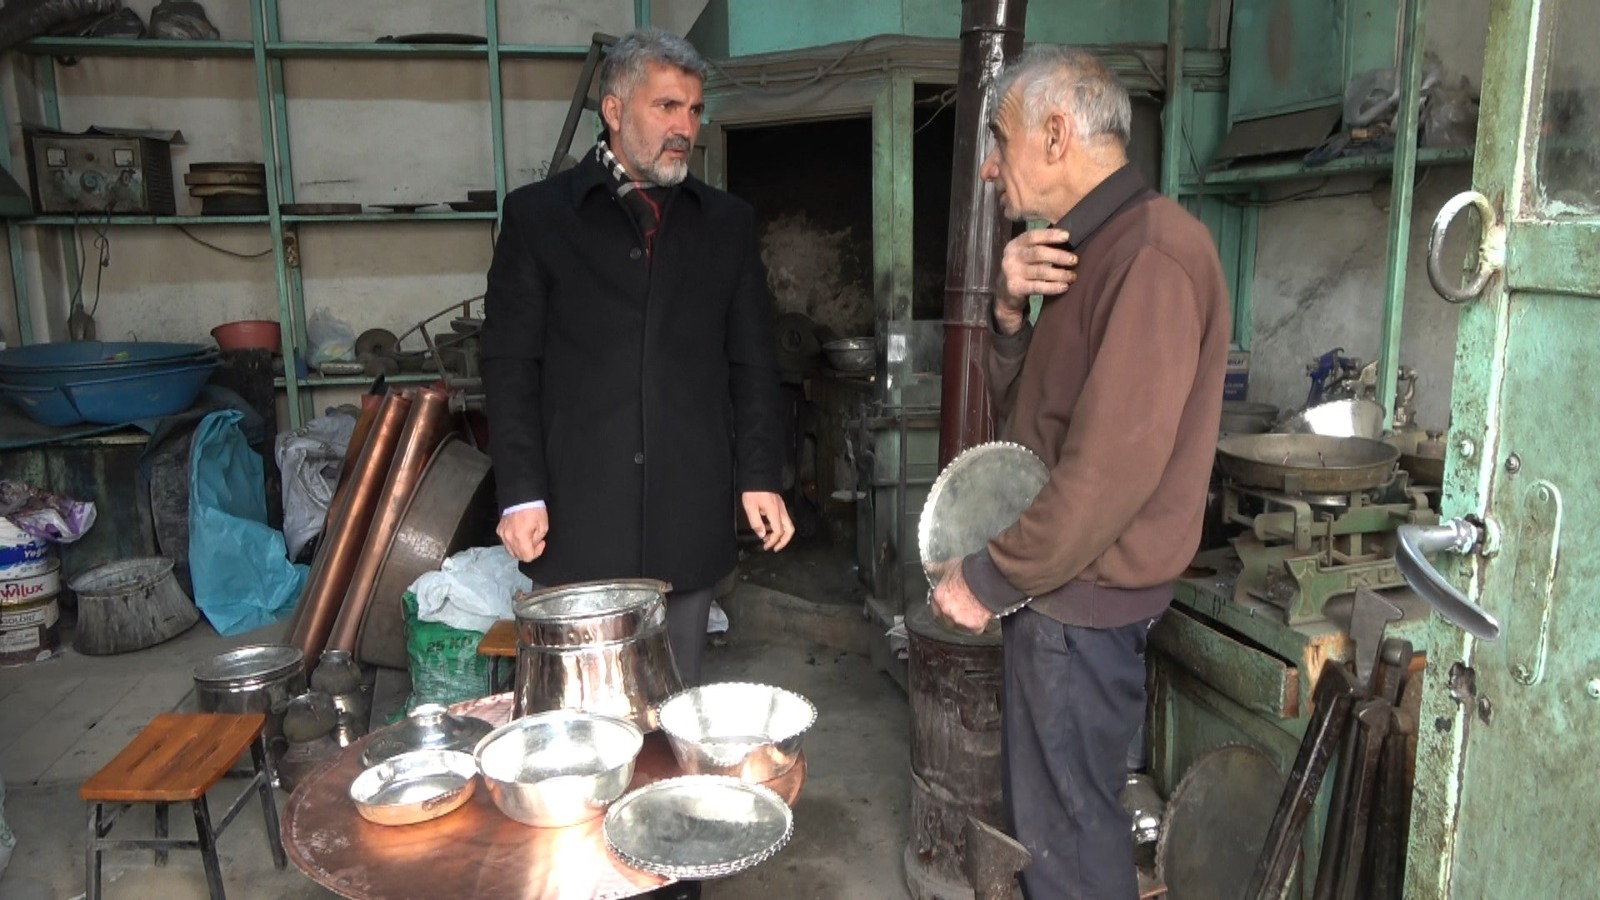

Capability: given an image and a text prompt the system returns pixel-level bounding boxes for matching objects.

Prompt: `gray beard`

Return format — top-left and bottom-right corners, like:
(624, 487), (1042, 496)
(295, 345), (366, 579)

(620, 132), (690, 186)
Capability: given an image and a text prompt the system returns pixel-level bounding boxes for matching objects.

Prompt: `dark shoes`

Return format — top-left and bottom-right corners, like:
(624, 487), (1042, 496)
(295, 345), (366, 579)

(649, 881), (702, 900)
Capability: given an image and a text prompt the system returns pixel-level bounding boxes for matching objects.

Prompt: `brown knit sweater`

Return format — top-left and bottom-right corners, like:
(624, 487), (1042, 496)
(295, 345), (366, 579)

(962, 165), (1231, 628)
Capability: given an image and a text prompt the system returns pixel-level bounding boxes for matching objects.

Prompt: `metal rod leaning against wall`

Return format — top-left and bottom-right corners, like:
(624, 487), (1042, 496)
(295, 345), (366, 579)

(938, 0), (1028, 468)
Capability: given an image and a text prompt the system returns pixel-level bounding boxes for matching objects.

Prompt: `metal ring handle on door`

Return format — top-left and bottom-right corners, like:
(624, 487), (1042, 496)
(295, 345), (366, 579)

(1427, 190), (1506, 304)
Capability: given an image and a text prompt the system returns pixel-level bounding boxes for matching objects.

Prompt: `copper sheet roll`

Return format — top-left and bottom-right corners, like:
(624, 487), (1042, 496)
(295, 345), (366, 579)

(325, 386), (455, 655)
(291, 388), (415, 663)
(284, 391), (383, 640)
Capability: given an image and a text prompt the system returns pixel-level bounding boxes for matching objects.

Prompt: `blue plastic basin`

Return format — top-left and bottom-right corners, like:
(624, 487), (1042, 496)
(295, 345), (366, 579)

(0, 341), (216, 388)
(62, 362), (217, 425)
(1, 382), (86, 427)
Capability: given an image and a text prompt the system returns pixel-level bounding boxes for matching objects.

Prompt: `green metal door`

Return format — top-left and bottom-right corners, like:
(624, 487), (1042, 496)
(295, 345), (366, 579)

(1405, 1), (1600, 896)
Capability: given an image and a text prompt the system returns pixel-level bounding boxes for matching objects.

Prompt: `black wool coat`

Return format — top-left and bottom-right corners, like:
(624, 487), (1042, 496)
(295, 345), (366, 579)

(481, 148), (784, 592)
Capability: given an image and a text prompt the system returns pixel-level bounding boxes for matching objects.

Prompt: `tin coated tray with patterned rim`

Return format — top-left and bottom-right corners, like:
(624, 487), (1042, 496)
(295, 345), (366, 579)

(603, 775), (793, 880)
(918, 441), (1050, 588)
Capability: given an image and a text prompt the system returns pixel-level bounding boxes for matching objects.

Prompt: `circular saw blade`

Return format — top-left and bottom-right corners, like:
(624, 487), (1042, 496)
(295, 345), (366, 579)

(917, 440), (1049, 590)
(1154, 742), (1287, 899)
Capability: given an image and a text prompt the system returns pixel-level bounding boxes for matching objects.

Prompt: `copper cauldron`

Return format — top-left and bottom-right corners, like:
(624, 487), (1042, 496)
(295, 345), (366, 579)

(512, 579), (682, 731)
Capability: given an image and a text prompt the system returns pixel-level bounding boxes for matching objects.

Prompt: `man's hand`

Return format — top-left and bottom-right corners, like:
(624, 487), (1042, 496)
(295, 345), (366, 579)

(931, 559), (994, 634)
(498, 506), (549, 562)
(996, 228), (1077, 335)
(741, 491), (795, 552)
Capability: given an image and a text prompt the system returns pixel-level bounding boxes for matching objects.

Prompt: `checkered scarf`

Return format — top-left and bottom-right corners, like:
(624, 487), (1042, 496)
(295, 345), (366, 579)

(597, 140), (670, 260)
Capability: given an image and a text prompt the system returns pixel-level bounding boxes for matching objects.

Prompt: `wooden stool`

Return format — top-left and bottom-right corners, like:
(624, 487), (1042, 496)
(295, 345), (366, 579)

(476, 619), (517, 694)
(80, 712), (286, 900)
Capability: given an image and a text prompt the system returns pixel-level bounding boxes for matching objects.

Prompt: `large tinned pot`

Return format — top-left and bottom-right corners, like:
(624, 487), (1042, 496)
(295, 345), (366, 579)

(513, 579), (682, 731)
(193, 644), (307, 761)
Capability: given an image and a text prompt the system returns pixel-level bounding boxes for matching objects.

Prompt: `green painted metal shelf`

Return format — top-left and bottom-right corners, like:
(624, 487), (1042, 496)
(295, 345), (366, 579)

(1189, 145), (1474, 187)
(26, 214), (269, 226)
(17, 37), (254, 57)
(19, 36), (589, 61)
(275, 372), (443, 388)
(281, 212), (498, 223)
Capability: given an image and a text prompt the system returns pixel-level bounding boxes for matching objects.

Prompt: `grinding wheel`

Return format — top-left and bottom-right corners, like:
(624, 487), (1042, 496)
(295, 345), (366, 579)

(355, 328), (400, 361)
(1155, 743), (1287, 899)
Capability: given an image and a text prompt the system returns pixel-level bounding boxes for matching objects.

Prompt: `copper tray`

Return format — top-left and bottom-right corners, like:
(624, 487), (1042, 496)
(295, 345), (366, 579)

(281, 693), (806, 900)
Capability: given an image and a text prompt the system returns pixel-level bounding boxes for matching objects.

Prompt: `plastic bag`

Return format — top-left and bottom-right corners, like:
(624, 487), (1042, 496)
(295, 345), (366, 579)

(306, 307), (356, 366)
(274, 411), (356, 560)
(1422, 76), (1479, 148)
(403, 590), (488, 712)
(0, 479), (96, 543)
(412, 545), (530, 634)
(0, 0), (120, 52)
(1343, 55), (1443, 129)
(189, 410), (308, 635)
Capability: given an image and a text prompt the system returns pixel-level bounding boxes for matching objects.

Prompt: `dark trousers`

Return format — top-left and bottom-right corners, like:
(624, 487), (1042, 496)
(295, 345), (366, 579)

(664, 586), (715, 686)
(1002, 608), (1156, 900)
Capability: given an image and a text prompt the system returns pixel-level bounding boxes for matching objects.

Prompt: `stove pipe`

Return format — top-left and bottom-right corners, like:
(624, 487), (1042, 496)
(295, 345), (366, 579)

(939, 0), (1028, 468)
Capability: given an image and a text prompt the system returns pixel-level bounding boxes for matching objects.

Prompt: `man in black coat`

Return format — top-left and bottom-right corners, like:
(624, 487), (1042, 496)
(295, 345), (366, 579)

(482, 27), (794, 688)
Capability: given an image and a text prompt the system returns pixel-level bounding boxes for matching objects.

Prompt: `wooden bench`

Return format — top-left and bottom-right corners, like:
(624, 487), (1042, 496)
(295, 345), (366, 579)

(476, 618), (517, 694)
(80, 712), (285, 899)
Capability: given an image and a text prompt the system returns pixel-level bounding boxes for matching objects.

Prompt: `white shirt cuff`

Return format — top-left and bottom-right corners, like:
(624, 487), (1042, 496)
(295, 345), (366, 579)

(501, 500), (546, 516)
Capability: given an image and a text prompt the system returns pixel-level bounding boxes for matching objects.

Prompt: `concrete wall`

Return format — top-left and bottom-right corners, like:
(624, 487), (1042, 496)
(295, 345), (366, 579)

(1243, 0), (1491, 431)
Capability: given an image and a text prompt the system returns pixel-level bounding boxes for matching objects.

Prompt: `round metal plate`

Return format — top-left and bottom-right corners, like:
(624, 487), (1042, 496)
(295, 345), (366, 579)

(604, 775), (793, 880)
(1155, 743), (1285, 900)
(918, 441), (1049, 588)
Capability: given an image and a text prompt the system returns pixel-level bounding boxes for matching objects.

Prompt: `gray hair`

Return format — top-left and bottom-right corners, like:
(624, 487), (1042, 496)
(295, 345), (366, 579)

(996, 46), (1131, 147)
(599, 28), (707, 102)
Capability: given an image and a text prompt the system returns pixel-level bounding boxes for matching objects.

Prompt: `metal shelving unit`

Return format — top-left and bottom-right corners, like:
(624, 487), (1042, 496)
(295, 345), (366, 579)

(7, 0), (652, 427)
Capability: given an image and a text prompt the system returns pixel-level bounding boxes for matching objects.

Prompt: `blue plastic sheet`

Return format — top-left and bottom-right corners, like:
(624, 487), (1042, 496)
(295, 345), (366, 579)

(189, 410), (307, 635)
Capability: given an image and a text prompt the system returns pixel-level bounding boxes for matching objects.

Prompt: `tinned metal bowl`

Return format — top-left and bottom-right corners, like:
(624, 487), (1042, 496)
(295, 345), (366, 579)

(348, 748), (477, 827)
(822, 337), (875, 372)
(473, 710), (644, 828)
(656, 682), (816, 782)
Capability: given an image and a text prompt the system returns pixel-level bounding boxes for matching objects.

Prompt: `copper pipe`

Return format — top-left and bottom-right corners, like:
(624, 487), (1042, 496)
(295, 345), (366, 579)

(325, 386), (455, 655)
(284, 392), (383, 640)
(291, 388), (415, 663)
(939, 0), (1028, 468)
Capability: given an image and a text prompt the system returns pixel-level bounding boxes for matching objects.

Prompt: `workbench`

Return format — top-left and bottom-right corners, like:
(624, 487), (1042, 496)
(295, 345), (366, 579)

(1147, 548), (1433, 898)
(281, 693), (806, 900)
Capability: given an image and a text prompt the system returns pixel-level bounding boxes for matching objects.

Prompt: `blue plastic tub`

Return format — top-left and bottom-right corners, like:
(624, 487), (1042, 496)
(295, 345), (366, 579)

(0, 341), (216, 388)
(1, 382), (85, 427)
(62, 362), (217, 424)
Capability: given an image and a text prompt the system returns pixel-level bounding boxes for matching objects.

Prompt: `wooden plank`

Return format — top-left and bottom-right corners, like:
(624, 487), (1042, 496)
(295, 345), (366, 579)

(81, 712), (264, 802)
(0, 674), (85, 756)
(0, 674), (137, 785)
(476, 619), (517, 659)
(37, 671), (195, 786)
(1149, 606), (1299, 719)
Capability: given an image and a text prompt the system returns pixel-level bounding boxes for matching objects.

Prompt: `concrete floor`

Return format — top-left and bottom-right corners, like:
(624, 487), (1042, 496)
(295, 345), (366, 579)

(0, 577), (913, 900)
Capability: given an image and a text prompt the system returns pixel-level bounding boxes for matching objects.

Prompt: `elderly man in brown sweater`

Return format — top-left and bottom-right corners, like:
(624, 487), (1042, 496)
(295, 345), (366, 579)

(931, 46), (1230, 899)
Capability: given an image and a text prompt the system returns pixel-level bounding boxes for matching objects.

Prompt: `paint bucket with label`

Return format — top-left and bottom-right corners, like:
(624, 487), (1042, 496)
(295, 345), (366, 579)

(0, 594), (62, 666)
(0, 557), (61, 608)
(0, 517), (52, 578)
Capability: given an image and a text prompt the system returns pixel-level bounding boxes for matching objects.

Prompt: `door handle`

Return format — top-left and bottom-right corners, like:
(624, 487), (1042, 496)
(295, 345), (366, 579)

(1396, 520), (1502, 641)
(1427, 191), (1506, 304)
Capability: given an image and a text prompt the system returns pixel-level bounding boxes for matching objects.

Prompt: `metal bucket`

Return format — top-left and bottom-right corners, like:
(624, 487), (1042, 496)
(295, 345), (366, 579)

(512, 580), (683, 731)
(903, 600), (1005, 900)
(193, 644), (307, 760)
(1, 595), (62, 666)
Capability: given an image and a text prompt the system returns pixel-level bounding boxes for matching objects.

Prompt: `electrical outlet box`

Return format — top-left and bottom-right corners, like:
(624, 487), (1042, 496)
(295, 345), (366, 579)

(23, 130), (176, 216)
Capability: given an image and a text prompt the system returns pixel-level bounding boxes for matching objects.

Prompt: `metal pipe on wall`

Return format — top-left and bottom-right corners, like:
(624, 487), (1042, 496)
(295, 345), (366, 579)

(290, 388), (414, 664)
(938, 0), (1029, 468)
(325, 386), (456, 655)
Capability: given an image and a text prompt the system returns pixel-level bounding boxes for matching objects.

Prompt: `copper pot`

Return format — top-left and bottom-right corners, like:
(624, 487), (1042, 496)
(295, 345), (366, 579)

(512, 580), (682, 731)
